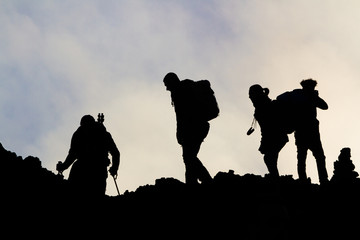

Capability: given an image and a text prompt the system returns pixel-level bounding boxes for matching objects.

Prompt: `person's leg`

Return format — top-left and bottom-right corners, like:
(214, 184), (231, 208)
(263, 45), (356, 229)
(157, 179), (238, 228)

(310, 140), (328, 184)
(195, 157), (212, 184)
(182, 122), (212, 184)
(295, 130), (309, 181)
(264, 151), (279, 177)
(297, 147), (308, 181)
(182, 140), (212, 184)
(182, 142), (200, 184)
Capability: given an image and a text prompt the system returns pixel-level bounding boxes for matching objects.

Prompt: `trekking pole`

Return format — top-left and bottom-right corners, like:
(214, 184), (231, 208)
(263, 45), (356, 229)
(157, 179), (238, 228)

(112, 174), (121, 196)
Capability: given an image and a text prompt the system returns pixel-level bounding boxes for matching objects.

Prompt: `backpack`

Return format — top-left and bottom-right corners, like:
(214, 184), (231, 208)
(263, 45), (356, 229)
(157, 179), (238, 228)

(193, 80), (220, 121)
(275, 89), (304, 133)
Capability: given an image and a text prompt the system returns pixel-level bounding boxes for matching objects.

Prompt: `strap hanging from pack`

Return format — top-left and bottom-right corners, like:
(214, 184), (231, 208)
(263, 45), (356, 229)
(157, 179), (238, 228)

(247, 117), (257, 136)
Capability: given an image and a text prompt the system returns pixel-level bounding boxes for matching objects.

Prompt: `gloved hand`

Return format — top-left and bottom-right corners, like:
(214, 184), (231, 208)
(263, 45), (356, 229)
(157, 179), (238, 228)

(109, 165), (118, 177)
(56, 161), (65, 173)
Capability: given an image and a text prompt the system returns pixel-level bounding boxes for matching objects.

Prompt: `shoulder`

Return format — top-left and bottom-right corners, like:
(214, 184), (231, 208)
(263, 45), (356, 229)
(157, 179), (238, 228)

(181, 79), (195, 86)
(73, 126), (83, 137)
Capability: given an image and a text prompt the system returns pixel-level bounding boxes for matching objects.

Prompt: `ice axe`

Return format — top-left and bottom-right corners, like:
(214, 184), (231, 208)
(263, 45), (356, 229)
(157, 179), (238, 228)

(97, 113), (104, 123)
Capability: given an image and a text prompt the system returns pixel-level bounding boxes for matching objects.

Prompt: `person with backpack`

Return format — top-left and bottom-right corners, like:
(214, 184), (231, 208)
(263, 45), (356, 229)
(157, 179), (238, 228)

(248, 84), (289, 178)
(291, 79), (329, 184)
(56, 114), (120, 197)
(163, 72), (219, 184)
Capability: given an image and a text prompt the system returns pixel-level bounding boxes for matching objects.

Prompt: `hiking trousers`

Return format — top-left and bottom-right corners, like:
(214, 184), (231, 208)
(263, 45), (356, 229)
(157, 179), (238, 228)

(182, 141), (212, 184)
(295, 123), (328, 184)
(178, 121), (212, 184)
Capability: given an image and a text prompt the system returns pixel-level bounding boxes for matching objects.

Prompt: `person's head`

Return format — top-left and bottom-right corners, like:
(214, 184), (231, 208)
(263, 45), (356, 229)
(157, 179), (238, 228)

(249, 84), (270, 108)
(300, 79), (317, 91)
(80, 115), (96, 127)
(163, 72), (180, 91)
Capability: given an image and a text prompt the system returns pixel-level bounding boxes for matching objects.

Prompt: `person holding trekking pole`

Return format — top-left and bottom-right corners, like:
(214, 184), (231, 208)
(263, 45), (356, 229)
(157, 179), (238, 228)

(57, 114), (120, 197)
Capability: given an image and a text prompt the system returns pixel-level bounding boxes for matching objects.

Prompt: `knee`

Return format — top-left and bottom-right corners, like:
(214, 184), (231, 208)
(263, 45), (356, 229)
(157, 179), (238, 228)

(182, 152), (193, 162)
(297, 149), (307, 159)
(264, 153), (278, 165)
(313, 150), (325, 161)
(183, 155), (196, 167)
(182, 147), (198, 162)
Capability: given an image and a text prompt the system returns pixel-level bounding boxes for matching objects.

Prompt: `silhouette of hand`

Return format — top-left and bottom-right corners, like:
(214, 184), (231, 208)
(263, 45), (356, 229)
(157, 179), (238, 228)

(56, 161), (65, 173)
(109, 165), (118, 177)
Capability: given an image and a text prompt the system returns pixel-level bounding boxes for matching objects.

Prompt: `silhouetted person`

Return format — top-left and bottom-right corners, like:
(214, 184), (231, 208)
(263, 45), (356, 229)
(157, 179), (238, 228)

(293, 79), (328, 184)
(164, 72), (218, 184)
(57, 115), (120, 197)
(331, 148), (359, 184)
(249, 85), (288, 178)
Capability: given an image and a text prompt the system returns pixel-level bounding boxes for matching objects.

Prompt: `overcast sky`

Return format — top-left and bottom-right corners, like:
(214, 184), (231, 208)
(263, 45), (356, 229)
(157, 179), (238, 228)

(2, 0), (360, 195)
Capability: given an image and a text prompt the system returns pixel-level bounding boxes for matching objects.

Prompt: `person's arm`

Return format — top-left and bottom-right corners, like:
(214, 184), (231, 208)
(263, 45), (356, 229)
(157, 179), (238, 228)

(57, 152), (76, 172)
(107, 133), (120, 177)
(56, 132), (78, 173)
(314, 90), (328, 110)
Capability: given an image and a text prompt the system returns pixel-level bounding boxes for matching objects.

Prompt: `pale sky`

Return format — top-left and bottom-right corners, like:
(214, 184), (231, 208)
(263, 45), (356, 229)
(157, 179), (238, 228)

(1, 0), (360, 196)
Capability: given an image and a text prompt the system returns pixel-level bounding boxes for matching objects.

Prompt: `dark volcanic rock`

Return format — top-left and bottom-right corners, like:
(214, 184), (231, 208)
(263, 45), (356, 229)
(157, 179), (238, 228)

(1, 143), (360, 239)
